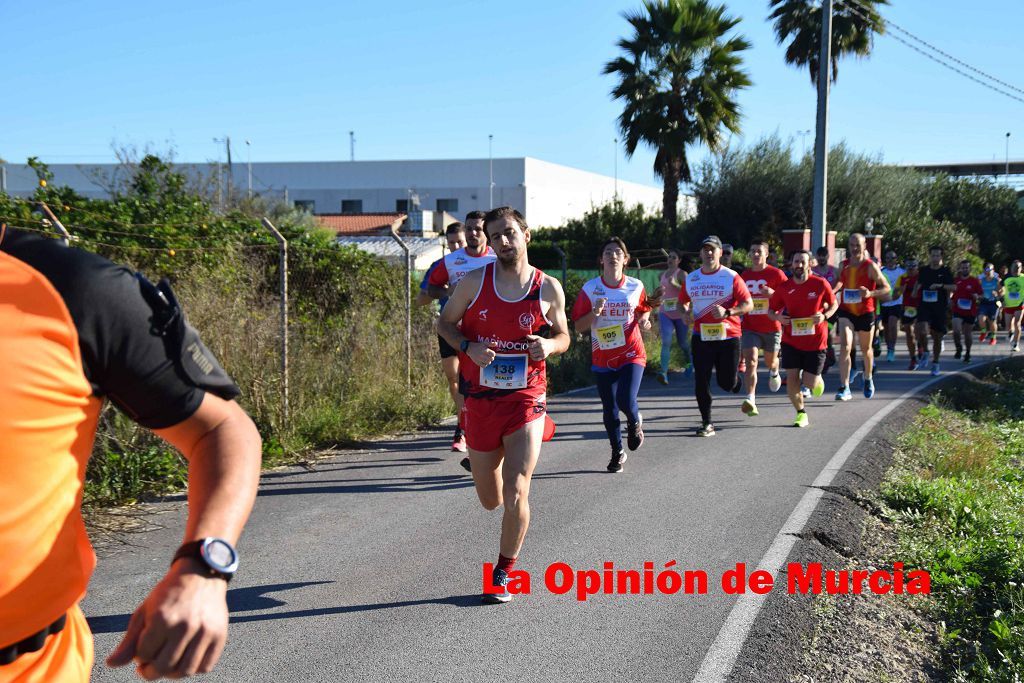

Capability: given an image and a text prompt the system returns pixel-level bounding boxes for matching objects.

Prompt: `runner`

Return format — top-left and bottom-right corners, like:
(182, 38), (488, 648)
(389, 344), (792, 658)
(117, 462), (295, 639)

(572, 237), (654, 473)
(768, 251), (838, 427)
(738, 241), (788, 416)
(427, 212), (496, 465)
(656, 249), (691, 384)
(951, 259), (983, 363)
(813, 246), (840, 372)
(897, 259), (923, 369)
(833, 233), (890, 400)
(977, 262), (1000, 345)
(416, 224), (468, 456)
(678, 235), (753, 437)
(879, 250), (906, 363)
(437, 206), (570, 604)
(1001, 260), (1024, 352)
(913, 245), (956, 375)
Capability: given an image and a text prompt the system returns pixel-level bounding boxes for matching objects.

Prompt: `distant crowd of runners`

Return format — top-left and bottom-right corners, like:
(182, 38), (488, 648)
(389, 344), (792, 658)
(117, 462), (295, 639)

(419, 214), (1024, 602)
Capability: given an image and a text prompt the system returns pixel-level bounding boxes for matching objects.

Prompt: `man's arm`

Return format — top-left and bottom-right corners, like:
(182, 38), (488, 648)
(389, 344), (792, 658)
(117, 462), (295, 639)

(528, 275), (571, 360)
(437, 269), (496, 368)
(107, 393), (261, 680)
(867, 263), (892, 300)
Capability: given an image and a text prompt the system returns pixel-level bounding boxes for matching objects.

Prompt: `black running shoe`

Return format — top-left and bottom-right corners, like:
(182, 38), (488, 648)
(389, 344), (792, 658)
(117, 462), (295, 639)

(954, 348), (962, 360)
(482, 567), (512, 604)
(696, 423), (716, 437)
(460, 456), (471, 472)
(607, 448), (627, 473)
(626, 415), (644, 451)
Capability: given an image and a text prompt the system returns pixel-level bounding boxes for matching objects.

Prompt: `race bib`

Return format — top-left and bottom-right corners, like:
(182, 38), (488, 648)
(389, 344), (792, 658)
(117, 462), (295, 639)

(595, 322), (626, 350)
(842, 289), (863, 305)
(662, 299), (678, 312)
(700, 322), (726, 341)
(903, 306), (918, 318)
(480, 354), (528, 390)
(1009, 292), (1022, 303)
(750, 298), (769, 315)
(922, 289), (939, 303)
(791, 317), (815, 336)
(957, 298), (973, 311)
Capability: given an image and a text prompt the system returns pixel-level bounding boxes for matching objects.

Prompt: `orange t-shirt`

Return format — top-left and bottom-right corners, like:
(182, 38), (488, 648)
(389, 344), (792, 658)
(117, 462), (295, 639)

(838, 260), (878, 315)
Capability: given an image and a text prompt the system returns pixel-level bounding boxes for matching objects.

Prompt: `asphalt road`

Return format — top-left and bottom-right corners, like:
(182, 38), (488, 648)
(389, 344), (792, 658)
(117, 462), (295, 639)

(83, 341), (1011, 682)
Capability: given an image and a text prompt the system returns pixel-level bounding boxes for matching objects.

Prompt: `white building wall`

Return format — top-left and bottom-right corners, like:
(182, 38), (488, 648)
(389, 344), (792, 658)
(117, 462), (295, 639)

(0, 158), (689, 227)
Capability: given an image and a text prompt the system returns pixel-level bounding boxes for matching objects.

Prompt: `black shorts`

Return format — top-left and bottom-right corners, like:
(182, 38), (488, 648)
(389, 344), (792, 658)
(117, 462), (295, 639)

(953, 313), (976, 325)
(881, 305), (902, 321)
(781, 343), (827, 376)
(837, 309), (876, 332)
(918, 305), (948, 335)
(438, 334), (457, 359)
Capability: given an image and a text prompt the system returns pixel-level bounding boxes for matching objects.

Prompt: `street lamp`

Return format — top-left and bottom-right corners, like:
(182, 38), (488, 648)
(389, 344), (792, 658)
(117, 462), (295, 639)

(1006, 132), (1011, 179)
(613, 137), (618, 200)
(245, 140), (252, 199)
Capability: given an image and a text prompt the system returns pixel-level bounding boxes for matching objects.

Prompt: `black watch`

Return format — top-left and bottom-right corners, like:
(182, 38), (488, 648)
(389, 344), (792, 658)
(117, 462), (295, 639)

(459, 339), (471, 353)
(172, 538), (239, 582)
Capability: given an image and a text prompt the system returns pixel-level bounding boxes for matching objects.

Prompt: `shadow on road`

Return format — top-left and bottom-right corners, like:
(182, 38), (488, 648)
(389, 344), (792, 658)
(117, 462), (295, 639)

(255, 470), (602, 497)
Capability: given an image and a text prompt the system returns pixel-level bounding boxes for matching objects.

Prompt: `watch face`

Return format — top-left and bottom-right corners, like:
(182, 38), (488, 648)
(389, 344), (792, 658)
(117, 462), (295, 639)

(201, 538), (239, 573)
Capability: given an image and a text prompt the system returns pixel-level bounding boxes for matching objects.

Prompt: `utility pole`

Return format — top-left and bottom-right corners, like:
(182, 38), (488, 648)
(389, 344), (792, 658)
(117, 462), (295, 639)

(1006, 132), (1011, 179)
(488, 134), (494, 208)
(811, 0), (833, 250)
(350, 131), (355, 162)
(225, 136), (233, 194)
(245, 140), (252, 199)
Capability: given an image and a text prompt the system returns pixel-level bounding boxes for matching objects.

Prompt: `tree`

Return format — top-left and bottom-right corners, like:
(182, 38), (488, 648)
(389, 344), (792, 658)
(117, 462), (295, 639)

(604, 0), (751, 234)
(768, 0), (888, 85)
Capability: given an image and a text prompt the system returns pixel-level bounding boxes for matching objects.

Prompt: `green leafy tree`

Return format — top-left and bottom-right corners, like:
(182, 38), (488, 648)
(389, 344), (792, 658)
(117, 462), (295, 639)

(768, 0), (888, 85)
(604, 0), (751, 234)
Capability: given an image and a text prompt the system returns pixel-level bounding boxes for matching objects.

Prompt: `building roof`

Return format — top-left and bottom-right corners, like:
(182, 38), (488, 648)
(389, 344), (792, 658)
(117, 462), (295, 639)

(316, 213), (406, 235)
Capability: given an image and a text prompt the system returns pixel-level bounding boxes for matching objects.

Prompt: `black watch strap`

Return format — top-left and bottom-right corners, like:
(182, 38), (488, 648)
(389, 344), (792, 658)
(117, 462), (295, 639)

(172, 540), (234, 582)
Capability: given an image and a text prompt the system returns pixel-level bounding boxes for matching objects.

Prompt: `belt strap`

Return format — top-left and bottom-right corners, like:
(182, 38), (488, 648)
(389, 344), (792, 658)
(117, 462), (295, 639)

(0, 613), (67, 665)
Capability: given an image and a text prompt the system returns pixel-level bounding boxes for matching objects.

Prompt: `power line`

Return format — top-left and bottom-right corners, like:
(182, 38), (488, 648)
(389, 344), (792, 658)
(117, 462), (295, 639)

(837, 0), (1024, 105)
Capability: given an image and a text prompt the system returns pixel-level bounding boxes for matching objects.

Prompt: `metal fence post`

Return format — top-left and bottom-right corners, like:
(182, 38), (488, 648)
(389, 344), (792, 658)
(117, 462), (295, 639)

(389, 225), (412, 389)
(553, 244), (567, 283)
(261, 218), (289, 426)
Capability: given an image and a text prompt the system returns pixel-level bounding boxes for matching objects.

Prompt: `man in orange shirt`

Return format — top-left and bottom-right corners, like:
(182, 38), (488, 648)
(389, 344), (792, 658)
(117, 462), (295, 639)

(1, 224), (262, 681)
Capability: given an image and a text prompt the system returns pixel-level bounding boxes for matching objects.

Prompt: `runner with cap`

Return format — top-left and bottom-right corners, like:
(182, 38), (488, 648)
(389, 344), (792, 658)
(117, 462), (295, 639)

(833, 233), (890, 400)
(437, 206), (570, 604)
(977, 262), (1001, 345)
(427, 212), (496, 465)
(1000, 260), (1024, 352)
(768, 251), (838, 427)
(678, 235), (752, 437)
(879, 250), (906, 363)
(913, 245), (956, 375)
(572, 237), (654, 473)
(951, 259), (983, 363)
(738, 240), (788, 416)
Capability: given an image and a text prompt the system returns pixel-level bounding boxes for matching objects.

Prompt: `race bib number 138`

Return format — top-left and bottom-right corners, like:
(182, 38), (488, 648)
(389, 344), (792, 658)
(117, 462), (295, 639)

(481, 354), (528, 389)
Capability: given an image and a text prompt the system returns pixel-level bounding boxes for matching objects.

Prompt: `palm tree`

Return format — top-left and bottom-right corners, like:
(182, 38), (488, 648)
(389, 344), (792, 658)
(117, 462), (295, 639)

(768, 0), (888, 85)
(604, 0), (751, 233)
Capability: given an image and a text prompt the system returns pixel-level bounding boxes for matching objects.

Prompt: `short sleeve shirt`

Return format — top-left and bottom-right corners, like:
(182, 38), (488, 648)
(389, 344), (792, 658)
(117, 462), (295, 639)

(572, 275), (650, 370)
(769, 274), (836, 351)
(740, 265), (788, 333)
(678, 266), (750, 340)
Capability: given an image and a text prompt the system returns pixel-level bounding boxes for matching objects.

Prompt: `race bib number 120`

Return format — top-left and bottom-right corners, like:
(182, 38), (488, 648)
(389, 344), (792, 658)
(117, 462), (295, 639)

(481, 354), (528, 389)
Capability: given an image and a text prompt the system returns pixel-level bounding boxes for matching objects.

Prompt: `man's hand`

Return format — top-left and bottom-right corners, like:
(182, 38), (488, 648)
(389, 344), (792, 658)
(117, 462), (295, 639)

(859, 286), (872, 299)
(107, 561), (229, 680)
(709, 304), (728, 320)
(468, 341), (497, 368)
(811, 312), (826, 325)
(777, 314), (792, 326)
(525, 335), (551, 361)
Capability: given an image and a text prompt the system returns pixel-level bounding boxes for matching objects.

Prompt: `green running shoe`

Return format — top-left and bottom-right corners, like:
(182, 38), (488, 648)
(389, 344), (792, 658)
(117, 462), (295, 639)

(794, 411), (809, 428)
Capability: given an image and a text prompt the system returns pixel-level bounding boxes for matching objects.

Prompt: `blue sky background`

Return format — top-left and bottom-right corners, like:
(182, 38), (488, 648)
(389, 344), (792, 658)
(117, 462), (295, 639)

(3, 0), (1021, 189)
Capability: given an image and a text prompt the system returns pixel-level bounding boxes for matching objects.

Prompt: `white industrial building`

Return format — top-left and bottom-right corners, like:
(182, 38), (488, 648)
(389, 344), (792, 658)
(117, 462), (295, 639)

(0, 157), (692, 229)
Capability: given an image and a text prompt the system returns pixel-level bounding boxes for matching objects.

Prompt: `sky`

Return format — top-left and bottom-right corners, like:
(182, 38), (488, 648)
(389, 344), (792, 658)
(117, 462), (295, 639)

(3, 0), (1022, 190)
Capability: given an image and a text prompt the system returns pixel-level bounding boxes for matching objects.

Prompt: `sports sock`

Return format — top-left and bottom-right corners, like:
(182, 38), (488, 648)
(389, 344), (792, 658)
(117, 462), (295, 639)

(497, 554), (517, 573)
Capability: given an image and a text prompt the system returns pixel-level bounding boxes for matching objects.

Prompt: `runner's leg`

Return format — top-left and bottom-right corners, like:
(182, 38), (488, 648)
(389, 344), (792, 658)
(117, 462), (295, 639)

(714, 338), (741, 392)
(692, 336), (714, 425)
(658, 312), (673, 377)
(595, 370), (622, 451)
(837, 319), (855, 387)
(498, 418), (544, 558)
(614, 362), (643, 426)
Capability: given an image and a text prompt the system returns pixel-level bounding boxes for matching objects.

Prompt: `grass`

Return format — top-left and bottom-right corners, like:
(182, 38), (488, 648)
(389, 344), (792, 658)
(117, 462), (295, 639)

(880, 359), (1024, 681)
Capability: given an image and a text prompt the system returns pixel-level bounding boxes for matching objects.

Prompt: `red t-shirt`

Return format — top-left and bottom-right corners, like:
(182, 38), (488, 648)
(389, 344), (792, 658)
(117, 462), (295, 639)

(769, 274), (837, 352)
(952, 276), (983, 316)
(740, 265), (788, 334)
(571, 275), (650, 370)
(678, 266), (751, 340)
(901, 274), (920, 308)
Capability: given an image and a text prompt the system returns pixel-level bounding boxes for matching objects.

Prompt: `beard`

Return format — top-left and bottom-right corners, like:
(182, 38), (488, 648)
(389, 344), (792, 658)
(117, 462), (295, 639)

(496, 246), (521, 267)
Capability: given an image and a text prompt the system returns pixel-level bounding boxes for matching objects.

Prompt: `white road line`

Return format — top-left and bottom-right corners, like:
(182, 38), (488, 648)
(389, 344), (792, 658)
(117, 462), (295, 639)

(693, 357), (1003, 683)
